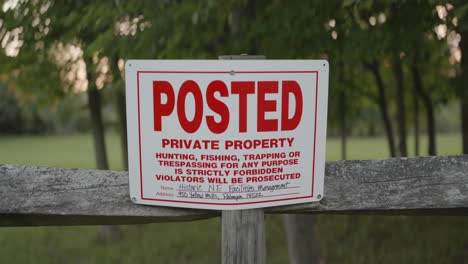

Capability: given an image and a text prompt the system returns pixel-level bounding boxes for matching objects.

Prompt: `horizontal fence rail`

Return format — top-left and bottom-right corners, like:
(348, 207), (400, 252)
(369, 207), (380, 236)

(1, 155), (467, 227)
(272, 155), (468, 214)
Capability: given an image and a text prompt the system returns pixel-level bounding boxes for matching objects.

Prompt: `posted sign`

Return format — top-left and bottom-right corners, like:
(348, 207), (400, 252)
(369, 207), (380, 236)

(125, 60), (329, 210)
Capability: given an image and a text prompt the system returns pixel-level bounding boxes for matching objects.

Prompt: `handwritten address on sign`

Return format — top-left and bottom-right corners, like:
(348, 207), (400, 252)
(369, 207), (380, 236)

(125, 60), (329, 210)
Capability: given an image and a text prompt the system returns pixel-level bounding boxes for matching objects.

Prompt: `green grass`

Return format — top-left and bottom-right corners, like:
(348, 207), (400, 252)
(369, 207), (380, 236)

(325, 133), (462, 160)
(0, 133), (123, 170)
(0, 132), (466, 263)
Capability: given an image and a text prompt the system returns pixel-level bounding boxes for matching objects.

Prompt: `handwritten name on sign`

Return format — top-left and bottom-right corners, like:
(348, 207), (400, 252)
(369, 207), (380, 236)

(125, 60), (329, 210)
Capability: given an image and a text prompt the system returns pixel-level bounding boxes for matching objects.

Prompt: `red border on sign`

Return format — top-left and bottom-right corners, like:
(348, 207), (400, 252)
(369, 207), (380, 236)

(136, 70), (319, 205)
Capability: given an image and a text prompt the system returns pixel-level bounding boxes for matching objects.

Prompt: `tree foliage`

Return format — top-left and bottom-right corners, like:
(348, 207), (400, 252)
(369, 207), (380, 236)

(0, 0), (465, 156)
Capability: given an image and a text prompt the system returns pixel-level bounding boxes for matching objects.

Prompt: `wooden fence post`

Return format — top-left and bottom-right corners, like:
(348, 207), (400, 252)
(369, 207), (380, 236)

(284, 214), (320, 264)
(222, 209), (265, 264)
(219, 55), (266, 264)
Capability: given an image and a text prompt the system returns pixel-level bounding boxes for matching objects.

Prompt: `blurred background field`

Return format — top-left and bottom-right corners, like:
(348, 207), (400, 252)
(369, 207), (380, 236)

(1, 133), (467, 264)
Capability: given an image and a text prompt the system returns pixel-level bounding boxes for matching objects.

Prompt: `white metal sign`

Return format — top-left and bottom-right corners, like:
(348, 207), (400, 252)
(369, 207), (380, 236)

(125, 60), (329, 210)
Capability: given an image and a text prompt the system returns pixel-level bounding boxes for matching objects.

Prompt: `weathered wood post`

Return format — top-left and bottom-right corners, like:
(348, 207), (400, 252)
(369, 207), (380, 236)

(219, 55), (266, 264)
(222, 209), (265, 264)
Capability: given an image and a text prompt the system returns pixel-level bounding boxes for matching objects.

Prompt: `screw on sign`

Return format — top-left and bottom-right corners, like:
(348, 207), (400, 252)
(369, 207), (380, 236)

(125, 60), (329, 211)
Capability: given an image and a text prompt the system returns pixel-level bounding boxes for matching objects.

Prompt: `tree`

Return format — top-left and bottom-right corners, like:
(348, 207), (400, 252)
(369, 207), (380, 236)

(451, 1), (468, 154)
(405, 2), (459, 156)
(460, 28), (468, 154)
(342, 0), (398, 157)
(1, 0), (111, 169)
(364, 59), (398, 157)
(389, 2), (408, 157)
(0, 0), (144, 241)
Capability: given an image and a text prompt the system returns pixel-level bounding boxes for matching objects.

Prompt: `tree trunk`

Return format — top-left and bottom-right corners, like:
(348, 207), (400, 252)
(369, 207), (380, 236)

(413, 81), (420, 156)
(389, 2), (407, 157)
(425, 102), (437, 156)
(365, 60), (397, 157)
(340, 94), (347, 160)
(230, 0), (257, 54)
(85, 57), (109, 170)
(87, 86), (109, 170)
(392, 54), (407, 157)
(284, 215), (320, 264)
(412, 65), (420, 156)
(368, 123), (376, 137)
(116, 88), (128, 170)
(110, 56), (128, 171)
(463, 96), (468, 154)
(339, 59), (347, 160)
(459, 30), (468, 154)
(411, 64), (436, 156)
(86, 56), (123, 240)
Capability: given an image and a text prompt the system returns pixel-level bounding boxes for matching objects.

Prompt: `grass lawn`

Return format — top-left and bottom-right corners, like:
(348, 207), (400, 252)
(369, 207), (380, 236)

(0, 132), (466, 263)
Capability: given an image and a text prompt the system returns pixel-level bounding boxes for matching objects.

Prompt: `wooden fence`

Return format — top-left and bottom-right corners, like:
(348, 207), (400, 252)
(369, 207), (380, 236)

(1, 155), (467, 263)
